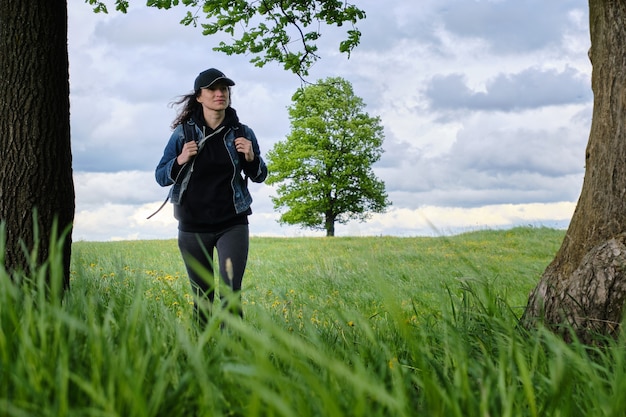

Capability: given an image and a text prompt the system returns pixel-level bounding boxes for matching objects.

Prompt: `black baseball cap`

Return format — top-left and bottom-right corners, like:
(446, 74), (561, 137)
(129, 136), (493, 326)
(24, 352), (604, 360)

(194, 68), (235, 90)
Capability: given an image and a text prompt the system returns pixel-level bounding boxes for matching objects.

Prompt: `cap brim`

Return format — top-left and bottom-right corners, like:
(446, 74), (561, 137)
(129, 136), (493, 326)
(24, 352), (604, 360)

(201, 77), (235, 88)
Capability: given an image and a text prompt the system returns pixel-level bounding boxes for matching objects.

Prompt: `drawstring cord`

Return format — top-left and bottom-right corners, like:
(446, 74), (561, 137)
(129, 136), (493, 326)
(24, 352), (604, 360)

(146, 195), (170, 219)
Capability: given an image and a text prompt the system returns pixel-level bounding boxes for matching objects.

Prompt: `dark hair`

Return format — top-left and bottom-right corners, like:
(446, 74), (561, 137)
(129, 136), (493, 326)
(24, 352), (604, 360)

(169, 86), (233, 130)
(169, 91), (198, 129)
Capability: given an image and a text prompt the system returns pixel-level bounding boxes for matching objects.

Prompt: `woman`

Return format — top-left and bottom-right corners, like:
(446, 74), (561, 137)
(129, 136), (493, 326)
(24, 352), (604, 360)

(155, 68), (268, 326)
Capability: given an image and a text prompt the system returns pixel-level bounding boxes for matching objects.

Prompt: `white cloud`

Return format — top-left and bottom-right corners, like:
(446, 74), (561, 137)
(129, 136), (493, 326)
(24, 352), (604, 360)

(74, 171), (162, 206)
(358, 202), (576, 236)
(73, 202), (177, 242)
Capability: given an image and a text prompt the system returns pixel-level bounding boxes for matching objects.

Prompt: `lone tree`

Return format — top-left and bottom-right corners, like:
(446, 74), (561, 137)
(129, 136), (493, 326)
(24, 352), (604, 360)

(266, 77), (391, 236)
(522, 1), (626, 343)
(0, 0), (365, 288)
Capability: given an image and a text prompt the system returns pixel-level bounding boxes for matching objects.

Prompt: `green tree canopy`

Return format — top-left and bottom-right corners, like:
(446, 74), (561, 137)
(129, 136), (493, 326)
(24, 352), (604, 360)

(266, 77), (391, 236)
(85, 0), (365, 76)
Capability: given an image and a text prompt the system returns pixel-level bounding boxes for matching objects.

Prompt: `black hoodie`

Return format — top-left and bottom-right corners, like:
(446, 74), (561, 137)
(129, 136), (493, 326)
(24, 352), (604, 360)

(175, 107), (251, 232)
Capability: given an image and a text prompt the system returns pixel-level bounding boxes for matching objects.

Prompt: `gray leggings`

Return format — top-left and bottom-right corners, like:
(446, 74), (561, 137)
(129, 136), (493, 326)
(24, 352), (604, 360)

(178, 224), (249, 322)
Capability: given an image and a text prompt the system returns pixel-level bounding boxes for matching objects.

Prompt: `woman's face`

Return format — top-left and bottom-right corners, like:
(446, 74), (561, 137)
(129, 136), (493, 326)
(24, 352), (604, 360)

(196, 83), (230, 111)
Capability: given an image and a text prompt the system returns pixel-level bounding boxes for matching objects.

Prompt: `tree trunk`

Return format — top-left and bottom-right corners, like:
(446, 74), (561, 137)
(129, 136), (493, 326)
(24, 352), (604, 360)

(325, 212), (335, 237)
(522, 0), (626, 343)
(0, 1), (74, 288)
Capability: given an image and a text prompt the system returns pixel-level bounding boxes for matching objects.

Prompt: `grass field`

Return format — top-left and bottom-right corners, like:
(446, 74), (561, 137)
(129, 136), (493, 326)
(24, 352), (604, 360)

(2, 227), (626, 416)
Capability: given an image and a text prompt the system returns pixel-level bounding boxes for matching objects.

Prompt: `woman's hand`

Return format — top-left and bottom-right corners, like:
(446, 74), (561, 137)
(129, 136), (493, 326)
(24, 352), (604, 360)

(177, 141), (198, 165)
(235, 137), (255, 162)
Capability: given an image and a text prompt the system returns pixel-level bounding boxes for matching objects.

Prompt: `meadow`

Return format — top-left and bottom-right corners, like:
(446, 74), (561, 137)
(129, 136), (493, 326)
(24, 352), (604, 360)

(2, 226), (626, 416)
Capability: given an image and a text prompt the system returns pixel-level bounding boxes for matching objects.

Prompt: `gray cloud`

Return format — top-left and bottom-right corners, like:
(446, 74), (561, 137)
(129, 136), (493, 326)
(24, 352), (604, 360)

(426, 67), (591, 112)
(377, 104), (590, 209)
(437, 0), (586, 54)
(356, 0), (587, 56)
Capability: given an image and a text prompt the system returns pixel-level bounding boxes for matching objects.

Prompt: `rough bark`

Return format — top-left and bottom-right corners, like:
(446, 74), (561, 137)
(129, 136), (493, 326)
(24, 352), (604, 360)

(525, 234), (626, 343)
(0, 1), (74, 287)
(522, 0), (626, 343)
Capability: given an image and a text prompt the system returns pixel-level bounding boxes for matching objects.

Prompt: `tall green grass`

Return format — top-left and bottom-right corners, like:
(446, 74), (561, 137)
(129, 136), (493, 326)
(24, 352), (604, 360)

(1, 227), (626, 416)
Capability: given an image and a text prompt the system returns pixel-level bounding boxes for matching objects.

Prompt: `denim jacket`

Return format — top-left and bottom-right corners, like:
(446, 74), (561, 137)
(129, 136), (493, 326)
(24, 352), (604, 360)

(155, 118), (268, 214)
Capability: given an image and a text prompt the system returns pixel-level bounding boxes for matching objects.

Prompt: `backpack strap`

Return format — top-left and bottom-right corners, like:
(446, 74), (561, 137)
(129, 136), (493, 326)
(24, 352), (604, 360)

(182, 120), (198, 143)
(235, 123), (249, 187)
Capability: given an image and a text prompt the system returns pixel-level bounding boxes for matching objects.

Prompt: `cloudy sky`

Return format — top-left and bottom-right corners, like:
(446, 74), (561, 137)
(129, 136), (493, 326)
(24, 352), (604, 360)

(69, 0), (592, 241)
